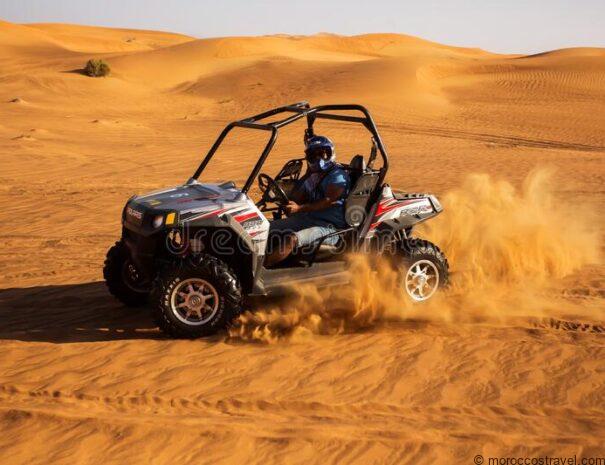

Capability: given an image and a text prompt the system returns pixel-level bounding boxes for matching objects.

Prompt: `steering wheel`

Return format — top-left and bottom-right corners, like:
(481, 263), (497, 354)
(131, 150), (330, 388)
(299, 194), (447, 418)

(258, 173), (289, 205)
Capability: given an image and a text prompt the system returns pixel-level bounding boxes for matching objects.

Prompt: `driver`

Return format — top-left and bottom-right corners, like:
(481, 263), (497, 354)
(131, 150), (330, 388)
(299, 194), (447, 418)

(265, 135), (350, 266)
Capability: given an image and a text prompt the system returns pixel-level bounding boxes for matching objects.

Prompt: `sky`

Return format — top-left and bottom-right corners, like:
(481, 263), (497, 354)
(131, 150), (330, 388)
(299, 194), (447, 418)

(1, 0), (604, 54)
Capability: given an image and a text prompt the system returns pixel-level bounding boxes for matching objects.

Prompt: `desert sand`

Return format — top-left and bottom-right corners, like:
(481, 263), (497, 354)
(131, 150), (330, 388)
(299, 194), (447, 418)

(0, 19), (604, 464)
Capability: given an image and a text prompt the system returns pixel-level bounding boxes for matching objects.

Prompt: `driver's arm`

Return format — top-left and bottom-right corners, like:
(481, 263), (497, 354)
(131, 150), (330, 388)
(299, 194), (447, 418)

(286, 184), (344, 215)
(289, 187), (307, 204)
(288, 176), (310, 204)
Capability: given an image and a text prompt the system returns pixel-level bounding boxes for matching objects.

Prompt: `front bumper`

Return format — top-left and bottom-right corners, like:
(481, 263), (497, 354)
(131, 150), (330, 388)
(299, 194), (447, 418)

(122, 224), (162, 279)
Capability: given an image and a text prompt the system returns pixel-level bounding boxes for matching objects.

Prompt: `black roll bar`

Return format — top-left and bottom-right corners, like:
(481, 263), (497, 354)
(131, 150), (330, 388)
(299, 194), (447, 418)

(191, 102), (390, 192)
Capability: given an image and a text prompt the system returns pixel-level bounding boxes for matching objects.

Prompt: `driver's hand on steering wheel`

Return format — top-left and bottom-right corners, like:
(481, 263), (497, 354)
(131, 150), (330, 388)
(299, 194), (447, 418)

(284, 201), (301, 216)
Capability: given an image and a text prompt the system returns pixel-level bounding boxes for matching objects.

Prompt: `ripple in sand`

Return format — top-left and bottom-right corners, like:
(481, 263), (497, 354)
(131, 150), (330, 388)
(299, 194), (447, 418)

(12, 134), (37, 141)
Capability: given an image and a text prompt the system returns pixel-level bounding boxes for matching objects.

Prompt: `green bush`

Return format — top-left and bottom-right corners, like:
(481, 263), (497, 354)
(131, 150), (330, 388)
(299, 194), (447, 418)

(84, 59), (110, 77)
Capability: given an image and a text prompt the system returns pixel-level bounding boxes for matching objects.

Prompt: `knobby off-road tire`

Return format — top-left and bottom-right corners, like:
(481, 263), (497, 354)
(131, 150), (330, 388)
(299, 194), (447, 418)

(152, 254), (243, 338)
(399, 238), (449, 302)
(103, 240), (150, 307)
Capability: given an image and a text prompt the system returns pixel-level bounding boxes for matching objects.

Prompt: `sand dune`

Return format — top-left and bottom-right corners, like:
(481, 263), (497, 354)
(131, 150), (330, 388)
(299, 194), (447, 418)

(0, 19), (604, 465)
(0, 20), (193, 54)
(29, 22), (194, 52)
(0, 19), (61, 53)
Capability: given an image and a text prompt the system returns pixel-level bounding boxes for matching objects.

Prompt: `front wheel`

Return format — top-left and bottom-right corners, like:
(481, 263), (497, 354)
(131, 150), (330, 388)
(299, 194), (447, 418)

(399, 239), (449, 302)
(103, 240), (150, 307)
(152, 254), (243, 338)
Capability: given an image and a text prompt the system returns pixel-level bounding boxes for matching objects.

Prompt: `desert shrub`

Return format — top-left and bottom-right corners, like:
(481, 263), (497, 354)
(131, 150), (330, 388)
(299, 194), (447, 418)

(84, 59), (110, 77)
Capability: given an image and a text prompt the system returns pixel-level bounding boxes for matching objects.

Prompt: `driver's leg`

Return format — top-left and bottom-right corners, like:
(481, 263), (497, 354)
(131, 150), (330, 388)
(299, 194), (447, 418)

(268, 214), (304, 233)
(265, 233), (297, 267)
(265, 213), (308, 267)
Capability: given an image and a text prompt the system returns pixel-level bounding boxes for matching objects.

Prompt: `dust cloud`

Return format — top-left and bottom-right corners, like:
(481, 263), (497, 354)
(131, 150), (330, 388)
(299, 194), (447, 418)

(229, 169), (601, 342)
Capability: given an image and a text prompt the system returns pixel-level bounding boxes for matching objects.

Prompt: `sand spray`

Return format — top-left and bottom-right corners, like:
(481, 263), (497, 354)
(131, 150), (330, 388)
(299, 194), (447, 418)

(229, 169), (601, 342)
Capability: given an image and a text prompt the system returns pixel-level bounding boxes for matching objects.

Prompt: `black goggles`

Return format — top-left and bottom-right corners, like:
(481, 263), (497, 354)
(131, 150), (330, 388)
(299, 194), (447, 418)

(305, 146), (331, 161)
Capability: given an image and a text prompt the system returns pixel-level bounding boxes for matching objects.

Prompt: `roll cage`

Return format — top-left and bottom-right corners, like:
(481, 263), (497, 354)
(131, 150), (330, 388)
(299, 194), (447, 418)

(191, 102), (390, 193)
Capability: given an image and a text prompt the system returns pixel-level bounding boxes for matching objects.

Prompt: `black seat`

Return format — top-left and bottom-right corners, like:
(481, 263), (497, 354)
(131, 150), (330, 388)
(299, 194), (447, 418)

(344, 155), (379, 227)
(348, 154), (366, 185)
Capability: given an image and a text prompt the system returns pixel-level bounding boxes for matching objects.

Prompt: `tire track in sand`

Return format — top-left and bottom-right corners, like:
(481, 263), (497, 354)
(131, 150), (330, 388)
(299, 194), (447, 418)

(2, 384), (605, 443)
(379, 122), (605, 153)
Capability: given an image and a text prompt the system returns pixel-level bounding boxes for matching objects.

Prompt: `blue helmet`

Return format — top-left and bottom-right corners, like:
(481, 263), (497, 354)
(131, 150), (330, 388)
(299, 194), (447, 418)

(305, 135), (336, 172)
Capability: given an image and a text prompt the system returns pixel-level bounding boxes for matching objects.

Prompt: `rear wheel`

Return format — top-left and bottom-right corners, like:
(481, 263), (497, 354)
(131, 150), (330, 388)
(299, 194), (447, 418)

(152, 254), (242, 338)
(103, 240), (150, 307)
(399, 239), (449, 302)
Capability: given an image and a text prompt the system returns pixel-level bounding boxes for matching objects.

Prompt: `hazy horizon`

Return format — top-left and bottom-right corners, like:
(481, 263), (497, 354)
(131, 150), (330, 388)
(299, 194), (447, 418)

(2, 0), (604, 54)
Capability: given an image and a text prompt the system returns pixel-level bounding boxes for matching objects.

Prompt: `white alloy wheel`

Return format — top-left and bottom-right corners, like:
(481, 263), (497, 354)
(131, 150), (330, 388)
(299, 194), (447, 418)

(170, 278), (220, 325)
(404, 259), (440, 302)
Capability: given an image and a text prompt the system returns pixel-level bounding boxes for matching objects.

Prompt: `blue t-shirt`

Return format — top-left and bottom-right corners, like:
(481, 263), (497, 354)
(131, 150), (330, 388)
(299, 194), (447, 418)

(300, 165), (350, 228)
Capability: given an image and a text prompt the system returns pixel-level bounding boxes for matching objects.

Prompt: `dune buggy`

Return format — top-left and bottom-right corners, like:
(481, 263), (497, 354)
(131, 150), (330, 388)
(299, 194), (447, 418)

(104, 102), (449, 338)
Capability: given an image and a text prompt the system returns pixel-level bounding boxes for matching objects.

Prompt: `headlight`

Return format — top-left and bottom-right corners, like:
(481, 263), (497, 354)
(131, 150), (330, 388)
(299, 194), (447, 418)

(152, 215), (164, 228)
